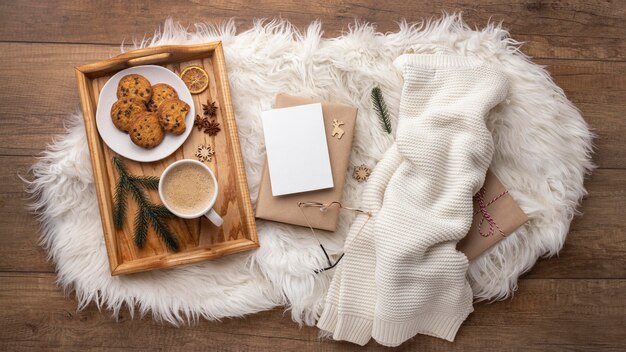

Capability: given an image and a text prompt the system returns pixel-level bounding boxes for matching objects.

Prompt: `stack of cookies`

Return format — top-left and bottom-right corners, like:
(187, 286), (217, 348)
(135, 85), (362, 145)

(111, 74), (190, 149)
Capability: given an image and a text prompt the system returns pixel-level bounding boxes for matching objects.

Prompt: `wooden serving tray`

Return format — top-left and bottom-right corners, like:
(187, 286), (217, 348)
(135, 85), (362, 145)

(75, 42), (259, 276)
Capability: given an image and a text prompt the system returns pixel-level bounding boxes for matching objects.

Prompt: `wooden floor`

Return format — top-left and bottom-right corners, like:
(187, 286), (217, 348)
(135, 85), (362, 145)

(1, 1), (624, 351)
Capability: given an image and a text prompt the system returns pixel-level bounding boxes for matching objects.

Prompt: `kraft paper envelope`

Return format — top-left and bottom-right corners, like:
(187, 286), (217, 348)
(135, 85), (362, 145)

(255, 94), (357, 232)
(457, 170), (529, 260)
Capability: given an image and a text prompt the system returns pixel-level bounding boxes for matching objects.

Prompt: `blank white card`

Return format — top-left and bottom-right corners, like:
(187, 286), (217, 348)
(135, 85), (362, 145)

(261, 103), (334, 196)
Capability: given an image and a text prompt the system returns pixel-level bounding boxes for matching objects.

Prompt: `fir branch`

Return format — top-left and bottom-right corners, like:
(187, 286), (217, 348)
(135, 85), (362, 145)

(130, 176), (160, 190)
(147, 205), (180, 252)
(113, 156), (132, 230)
(371, 86), (392, 134)
(128, 181), (179, 251)
(128, 181), (149, 207)
(112, 156), (180, 252)
(113, 176), (128, 230)
(134, 206), (148, 248)
(150, 204), (177, 218)
(113, 156), (129, 177)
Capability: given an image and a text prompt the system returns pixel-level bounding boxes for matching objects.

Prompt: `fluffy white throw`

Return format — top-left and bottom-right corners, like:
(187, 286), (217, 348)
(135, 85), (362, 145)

(26, 15), (593, 327)
(317, 54), (509, 346)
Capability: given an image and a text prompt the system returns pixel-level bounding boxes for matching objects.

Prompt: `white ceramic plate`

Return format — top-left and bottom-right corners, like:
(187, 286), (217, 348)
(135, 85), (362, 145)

(96, 65), (195, 163)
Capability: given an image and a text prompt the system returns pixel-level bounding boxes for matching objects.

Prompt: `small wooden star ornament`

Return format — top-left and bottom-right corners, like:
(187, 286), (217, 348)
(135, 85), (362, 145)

(195, 144), (215, 162)
(353, 164), (371, 182)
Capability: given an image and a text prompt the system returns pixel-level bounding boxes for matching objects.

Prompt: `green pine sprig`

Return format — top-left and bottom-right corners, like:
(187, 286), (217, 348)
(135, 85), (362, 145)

(131, 175), (160, 190)
(371, 86), (392, 134)
(134, 206), (149, 248)
(113, 175), (129, 230)
(113, 156), (180, 252)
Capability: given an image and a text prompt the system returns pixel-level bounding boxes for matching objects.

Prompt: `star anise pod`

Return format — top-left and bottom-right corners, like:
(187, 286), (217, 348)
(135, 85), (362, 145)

(194, 114), (205, 131)
(202, 101), (218, 117)
(204, 120), (221, 136)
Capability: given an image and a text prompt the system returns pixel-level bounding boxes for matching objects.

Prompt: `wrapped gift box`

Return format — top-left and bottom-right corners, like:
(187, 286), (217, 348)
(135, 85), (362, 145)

(457, 170), (528, 260)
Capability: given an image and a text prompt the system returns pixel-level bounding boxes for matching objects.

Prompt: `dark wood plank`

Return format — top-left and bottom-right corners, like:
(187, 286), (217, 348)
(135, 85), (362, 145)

(0, 2), (623, 351)
(1, 273), (624, 351)
(0, 156), (56, 272)
(519, 33), (626, 61)
(0, 43), (623, 168)
(0, 193), (55, 273)
(0, 0), (624, 61)
(0, 43), (119, 156)
(3, 153), (624, 279)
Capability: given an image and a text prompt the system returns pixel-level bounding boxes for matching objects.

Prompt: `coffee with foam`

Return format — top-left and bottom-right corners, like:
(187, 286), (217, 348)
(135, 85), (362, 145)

(161, 162), (216, 215)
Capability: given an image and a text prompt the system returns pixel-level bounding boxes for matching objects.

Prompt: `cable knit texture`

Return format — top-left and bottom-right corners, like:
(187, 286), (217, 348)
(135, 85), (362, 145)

(317, 53), (509, 346)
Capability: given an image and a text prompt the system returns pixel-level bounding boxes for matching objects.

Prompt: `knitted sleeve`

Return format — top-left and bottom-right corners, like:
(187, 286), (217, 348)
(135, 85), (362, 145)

(371, 54), (509, 346)
(316, 54), (509, 347)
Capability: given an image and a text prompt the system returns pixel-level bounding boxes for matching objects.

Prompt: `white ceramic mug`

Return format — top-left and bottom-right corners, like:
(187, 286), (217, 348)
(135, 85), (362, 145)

(158, 159), (224, 226)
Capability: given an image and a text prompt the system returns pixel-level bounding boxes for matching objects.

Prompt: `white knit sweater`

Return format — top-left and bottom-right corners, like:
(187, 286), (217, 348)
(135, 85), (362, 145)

(317, 54), (509, 346)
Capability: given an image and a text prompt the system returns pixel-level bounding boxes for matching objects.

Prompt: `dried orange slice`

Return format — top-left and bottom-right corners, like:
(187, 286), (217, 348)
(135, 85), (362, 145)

(180, 65), (209, 94)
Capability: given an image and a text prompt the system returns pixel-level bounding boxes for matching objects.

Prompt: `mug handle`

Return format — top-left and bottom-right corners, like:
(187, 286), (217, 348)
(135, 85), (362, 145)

(204, 208), (223, 226)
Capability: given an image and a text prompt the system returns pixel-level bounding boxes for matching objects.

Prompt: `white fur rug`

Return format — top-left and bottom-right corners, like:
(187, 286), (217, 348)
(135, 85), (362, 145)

(27, 15), (593, 326)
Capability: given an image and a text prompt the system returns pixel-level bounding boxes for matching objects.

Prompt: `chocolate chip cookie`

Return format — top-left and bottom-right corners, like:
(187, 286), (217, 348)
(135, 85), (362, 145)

(129, 112), (165, 149)
(116, 74), (152, 104)
(147, 83), (179, 112)
(157, 98), (189, 135)
(110, 97), (147, 132)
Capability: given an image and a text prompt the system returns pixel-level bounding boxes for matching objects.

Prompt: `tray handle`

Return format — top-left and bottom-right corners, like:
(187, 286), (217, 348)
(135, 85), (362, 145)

(127, 53), (173, 66)
(76, 43), (221, 77)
